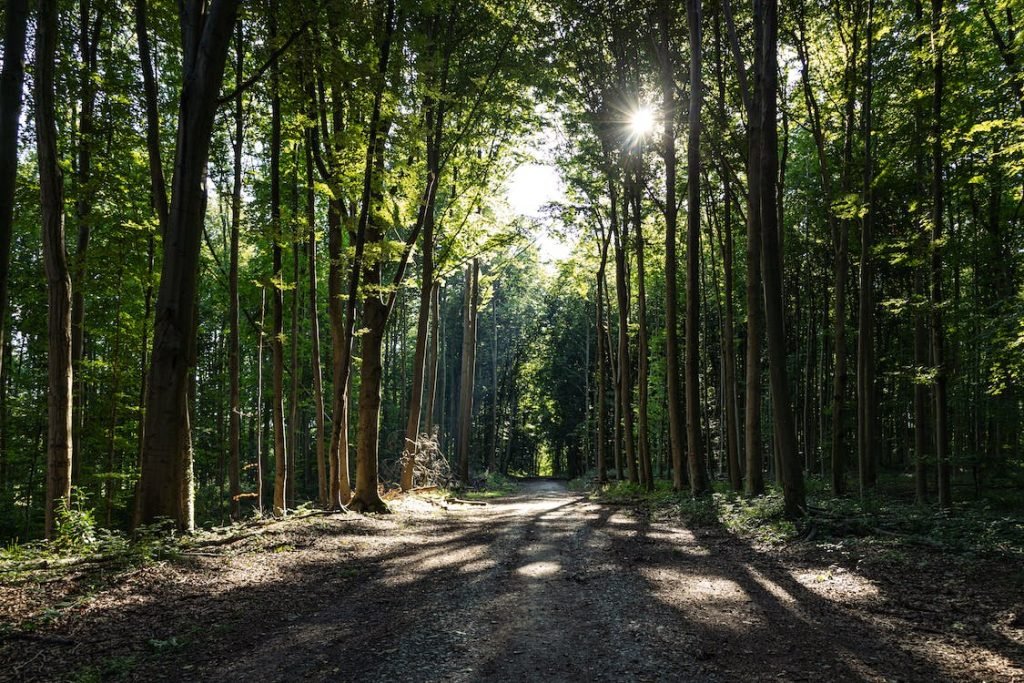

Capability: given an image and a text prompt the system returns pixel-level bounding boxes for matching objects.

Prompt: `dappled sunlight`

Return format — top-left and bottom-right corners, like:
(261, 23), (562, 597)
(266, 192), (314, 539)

(790, 567), (880, 602)
(516, 560), (562, 578)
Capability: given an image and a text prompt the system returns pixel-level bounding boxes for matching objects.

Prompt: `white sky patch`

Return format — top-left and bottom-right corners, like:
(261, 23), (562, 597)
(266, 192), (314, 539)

(504, 107), (571, 268)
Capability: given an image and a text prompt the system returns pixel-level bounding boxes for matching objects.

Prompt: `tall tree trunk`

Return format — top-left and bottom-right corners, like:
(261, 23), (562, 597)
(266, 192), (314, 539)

(759, 0), (805, 517)
(743, 2), (764, 497)
(137, 0), (239, 529)
(288, 166), (300, 507)
(488, 287), (499, 472)
(400, 55), (445, 489)
(306, 143), (327, 507)
(912, 0), (931, 504)
(457, 260), (480, 483)
(331, 1), (397, 512)
(270, 13), (288, 516)
(931, 0), (952, 509)
(659, 0), (686, 492)
(857, 0), (879, 496)
(255, 288), (266, 513)
(71, 0), (103, 487)
(686, 0), (708, 495)
(713, 3), (742, 490)
(227, 18), (244, 520)
(632, 174), (654, 491)
(37, 0), (73, 538)
(609, 172), (637, 485)
(595, 227), (611, 484)
(423, 283), (440, 437)
(0, 0), (29, 388)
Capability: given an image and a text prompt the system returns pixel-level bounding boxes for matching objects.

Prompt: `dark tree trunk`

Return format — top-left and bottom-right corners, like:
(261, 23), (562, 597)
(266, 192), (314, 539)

(0, 0), (29, 387)
(228, 18), (243, 519)
(457, 260), (480, 483)
(37, 0), (73, 538)
(137, 0), (239, 529)
(686, 0), (708, 495)
(270, 4), (287, 517)
(71, 0), (104, 487)
(857, 0), (879, 496)
(306, 142), (327, 507)
(931, 0), (952, 509)
(759, 0), (805, 518)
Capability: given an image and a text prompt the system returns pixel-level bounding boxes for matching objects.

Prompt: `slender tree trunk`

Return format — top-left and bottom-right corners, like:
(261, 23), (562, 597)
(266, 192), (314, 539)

(658, 0), (686, 492)
(288, 167), (300, 508)
(743, 5), (764, 497)
(831, 11), (860, 496)
(913, 0), (931, 504)
(488, 287), (499, 472)
(227, 18), (244, 519)
(632, 175), (654, 491)
(270, 3), (288, 516)
(424, 283), (440, 437)
(857, 0), (879, 496)
(37, 0), (73, 538)
(304, 144), (327, 507)
(713, 5), (742, 490)
(71, 0), (103, 487)
(400, 65), (444, 490)
(931, 0), (952, 509)
(0, 0), (29, 388)
(595, 228), (611, 484)
(686, 0), (708, 495)
(457, 260), (480, 483)
(609, 173), (637, 485)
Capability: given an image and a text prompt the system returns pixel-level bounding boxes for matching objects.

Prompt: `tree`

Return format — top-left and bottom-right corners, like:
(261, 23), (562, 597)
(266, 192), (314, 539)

(37, 0), (73, 538)
(137, 0), (239, 529)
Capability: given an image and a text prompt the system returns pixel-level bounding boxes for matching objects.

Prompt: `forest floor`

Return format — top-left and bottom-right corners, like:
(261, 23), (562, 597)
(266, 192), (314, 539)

(1, 479), (1023, 682)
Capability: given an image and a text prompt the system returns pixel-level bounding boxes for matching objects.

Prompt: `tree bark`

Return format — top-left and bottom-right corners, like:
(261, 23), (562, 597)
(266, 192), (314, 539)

(931, 0), (952, 509)
(305, 142), (327, 507)
(137, 0), (239, 530)
(686, 0), (708, 495)
(857, 0), (879, 496)
(457, 260), (480, 483)
(37, 0), (74, 538)
(228, 17), (243, 520)
(759, 0), (805, 518)
(270, 7), (288, 516)
(658, 0), (686, 492)
(70, 0), (104, 487)
(0, 0), (29, 388)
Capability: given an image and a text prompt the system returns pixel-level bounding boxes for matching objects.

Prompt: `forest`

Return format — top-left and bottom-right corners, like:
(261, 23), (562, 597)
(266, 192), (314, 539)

(1, 0), (1023, 679)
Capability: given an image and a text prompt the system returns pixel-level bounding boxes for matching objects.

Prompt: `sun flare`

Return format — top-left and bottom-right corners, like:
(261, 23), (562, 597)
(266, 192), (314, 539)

(629, 105), (656, 140)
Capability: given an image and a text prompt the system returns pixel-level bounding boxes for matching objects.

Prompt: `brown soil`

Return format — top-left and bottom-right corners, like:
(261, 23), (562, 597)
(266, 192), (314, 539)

(1, 480), (1022, 682)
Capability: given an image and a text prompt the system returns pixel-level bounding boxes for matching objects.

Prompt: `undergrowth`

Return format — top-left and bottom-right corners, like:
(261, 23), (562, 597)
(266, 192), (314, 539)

(590, 478), (1024, 555)
(459, 471), (520, 499)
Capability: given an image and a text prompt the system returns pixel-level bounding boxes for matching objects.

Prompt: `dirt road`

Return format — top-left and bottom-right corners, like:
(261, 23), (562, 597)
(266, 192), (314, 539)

(2, 480), (1021, 681)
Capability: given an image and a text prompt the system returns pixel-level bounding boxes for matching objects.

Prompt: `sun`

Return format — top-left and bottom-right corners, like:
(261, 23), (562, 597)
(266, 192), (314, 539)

(629, 105), (656, 140)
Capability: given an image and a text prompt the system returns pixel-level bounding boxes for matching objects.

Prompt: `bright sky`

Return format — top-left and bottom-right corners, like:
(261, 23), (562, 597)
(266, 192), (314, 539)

(504, 110), (571, 266)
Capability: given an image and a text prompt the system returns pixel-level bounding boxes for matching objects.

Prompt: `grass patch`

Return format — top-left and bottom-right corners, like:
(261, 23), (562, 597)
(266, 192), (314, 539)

(459, 472), (520, 500)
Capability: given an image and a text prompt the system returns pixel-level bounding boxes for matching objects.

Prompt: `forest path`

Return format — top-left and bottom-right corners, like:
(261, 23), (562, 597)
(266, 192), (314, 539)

(3, 480), (1021, 682)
